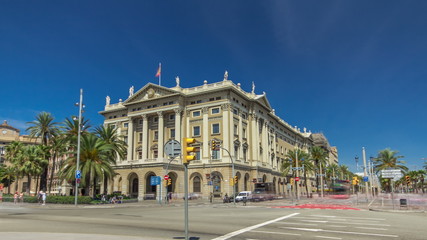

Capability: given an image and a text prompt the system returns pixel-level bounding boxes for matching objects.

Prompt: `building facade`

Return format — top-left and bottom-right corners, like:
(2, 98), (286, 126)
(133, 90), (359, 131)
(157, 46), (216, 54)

(100, 74), (336, 201)
(0, 120), (40, 194)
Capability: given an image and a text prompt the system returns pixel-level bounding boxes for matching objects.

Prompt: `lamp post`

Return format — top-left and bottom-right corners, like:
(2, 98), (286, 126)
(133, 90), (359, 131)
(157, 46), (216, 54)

(355, 156), (359, 172)
(74, 89), (84, 206)
(221, 147), (235, 205)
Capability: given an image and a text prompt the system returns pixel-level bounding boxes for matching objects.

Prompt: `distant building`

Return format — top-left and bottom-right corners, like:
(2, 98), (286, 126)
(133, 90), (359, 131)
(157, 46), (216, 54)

(100, 74), (337, 200)
(0, 120), (40, 194)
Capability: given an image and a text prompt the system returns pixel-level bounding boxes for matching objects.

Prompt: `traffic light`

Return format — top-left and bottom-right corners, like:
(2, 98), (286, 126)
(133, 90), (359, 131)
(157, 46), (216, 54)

(405, 175), (410, 185)
(352, 176), (359, 185)
(234, 176), (238, 184)
(230, 178), (234, 186)
(164, 180), (168, 187)
(211, 140), (217, 151)
(183, 138), (197, 164)
(168, 179), (172, 186)
(290, 178), (294, 185)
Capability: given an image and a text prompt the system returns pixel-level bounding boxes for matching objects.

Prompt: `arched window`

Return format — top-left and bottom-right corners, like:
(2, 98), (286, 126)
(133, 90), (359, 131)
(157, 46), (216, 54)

(193, 176), (201, 193)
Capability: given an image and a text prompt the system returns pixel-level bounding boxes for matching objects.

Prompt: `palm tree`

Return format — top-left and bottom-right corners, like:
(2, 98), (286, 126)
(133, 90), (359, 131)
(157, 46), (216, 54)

(338, 164), (351, 180)
(93, 125), (127, 161)
(282, 149), (312, 197)
(93, 125), (127, 193)
(27, 112), (60, 190)
(310, 146), (328, 195)
(59, 134), (116, 197)
(62, 116), (91, 143)
(373, 148), (408, 192)
(326, 163), (340, 192)
(4, 141), (24, 192)
(0, 165), (17, 194)
(17, 145), (48, 194)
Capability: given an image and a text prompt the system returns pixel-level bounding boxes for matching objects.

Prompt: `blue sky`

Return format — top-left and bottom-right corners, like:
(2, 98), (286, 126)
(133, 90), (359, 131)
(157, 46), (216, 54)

(1, 1), (426, 171)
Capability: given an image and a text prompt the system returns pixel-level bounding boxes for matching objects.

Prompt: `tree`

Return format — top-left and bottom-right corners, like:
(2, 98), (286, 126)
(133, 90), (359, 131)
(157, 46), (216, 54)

(26, 112), (60, 190)
(48, 136), (67, 194)
(17, 145), (48, 194)
(0, 165), (17, 194)
(373, 148), (408, 192)
(338, 164), (351, 180)
(282, 149), (312, 197)
(325, 163), (340, 190)
(59, 134), (116, 198)
(4, 141), (24, 192)
(310, 146), (329, 195)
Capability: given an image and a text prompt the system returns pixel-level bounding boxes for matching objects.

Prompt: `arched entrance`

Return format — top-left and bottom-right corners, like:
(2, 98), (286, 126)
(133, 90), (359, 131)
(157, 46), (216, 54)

(145, 172), (157, 200)
(244, 173), (250, 191)
(128, 172), (139, 198)
(211, 171), (223, 198)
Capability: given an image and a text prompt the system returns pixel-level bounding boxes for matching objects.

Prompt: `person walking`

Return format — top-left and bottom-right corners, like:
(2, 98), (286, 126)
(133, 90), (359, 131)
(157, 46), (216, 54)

(19, 192), (24, 203)
(41, 191), (46, 205)
(14, 192), (18, 204)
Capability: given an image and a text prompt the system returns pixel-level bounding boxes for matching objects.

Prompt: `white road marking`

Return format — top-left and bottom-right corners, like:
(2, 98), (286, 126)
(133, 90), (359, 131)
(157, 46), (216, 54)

(211, 213), (300, 240)
(251, 230), (301, 236)
(276, 222), (318, 226)
(281, 227), (399, 237)
(327, 221), (390, 227)
(301, 220), (329, 223)
(315, 236), (342, 240)
(328, 225), (347, 228)
(355, 227), (387, 231)
(310, 215), (386, 221)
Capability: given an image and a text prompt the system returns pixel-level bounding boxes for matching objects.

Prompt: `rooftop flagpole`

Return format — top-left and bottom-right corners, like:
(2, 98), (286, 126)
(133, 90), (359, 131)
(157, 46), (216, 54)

(155, 62), (162, 86)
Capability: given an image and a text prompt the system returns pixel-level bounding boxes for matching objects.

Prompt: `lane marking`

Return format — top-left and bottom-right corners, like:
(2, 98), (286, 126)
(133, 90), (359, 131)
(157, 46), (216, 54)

(251, 230), (301, 236)
(315, 236), (342, 240)
(355, 227), (387, 231)
(280, 227), (399, 237)
(276, 222), (318, 226)
(212, 213), (300, 240)
(328, 225), (347, 228)
(309, 215), (386, 221)
(327, 222), (390, 227)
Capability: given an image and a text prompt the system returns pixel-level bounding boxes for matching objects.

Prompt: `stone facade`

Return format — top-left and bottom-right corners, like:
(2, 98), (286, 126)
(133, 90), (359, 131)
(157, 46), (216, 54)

(100, 76), (335, 201)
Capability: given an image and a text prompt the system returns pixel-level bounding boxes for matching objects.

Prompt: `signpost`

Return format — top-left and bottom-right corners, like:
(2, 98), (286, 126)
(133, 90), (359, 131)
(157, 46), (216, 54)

(380, 169), (402, 210)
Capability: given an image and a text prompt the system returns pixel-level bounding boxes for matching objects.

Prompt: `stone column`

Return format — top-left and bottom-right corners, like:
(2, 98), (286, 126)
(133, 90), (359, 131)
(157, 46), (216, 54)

(221, 104), (230, 158)
(238, 111), (243, 160)
(202, 107), (209, 158)
(127, 118), (134, 161)
(250, 114), (258, 163)
(142, 114), (148, 160)
(157, 112), (164, 159)
(174, 108), (182, 142)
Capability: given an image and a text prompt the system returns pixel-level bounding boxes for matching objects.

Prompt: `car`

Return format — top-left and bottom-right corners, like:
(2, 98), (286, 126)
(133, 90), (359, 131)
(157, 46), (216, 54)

(235, 191), (252, 202)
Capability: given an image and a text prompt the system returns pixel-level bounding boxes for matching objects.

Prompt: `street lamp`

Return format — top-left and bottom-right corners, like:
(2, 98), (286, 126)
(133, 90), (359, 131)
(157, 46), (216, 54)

(355, 156), (359, 172)
(74, 89), (84, 206)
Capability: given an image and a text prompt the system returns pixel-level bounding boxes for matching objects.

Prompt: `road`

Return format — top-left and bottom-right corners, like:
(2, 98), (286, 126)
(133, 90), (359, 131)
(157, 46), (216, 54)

(0, 200), (426, 240)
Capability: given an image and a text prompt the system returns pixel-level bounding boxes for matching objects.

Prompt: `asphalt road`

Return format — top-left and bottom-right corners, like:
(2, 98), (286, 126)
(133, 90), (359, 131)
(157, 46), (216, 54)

(1, 201), (426, 240)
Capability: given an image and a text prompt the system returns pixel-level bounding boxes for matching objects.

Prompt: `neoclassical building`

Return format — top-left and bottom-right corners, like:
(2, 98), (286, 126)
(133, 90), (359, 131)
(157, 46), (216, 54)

(100, 73), (336, 201)
(0, 120), (40, 194)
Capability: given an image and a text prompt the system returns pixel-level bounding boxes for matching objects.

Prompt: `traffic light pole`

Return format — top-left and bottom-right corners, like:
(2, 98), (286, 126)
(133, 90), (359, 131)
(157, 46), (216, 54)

(184, 162), (189, 240)
(220, 147), (235, 205)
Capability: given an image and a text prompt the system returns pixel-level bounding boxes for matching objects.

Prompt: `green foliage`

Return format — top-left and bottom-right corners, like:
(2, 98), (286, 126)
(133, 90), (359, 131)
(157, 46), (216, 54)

(1, 194), (92, 204)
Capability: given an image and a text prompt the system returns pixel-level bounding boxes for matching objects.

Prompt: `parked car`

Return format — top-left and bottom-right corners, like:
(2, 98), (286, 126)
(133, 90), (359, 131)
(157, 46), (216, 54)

(235, 191), (252, 202)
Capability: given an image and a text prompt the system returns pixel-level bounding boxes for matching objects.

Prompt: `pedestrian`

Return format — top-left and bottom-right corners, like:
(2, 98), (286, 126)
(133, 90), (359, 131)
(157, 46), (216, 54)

(19, 192), (24, 203)
(14, 192), (18, 204)
(223, 193), (228, 203)
(209, 192), (213, 203)
(37, 191), (43, 204)
(41, 191), (46, 205)
(242, 196), (247, 206)
(168, 192), (172, 203)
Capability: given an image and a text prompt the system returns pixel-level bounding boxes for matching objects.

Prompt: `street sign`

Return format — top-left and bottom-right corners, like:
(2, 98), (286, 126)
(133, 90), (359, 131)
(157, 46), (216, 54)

(164, 140), (181, 158)
(295, 177), (300, 182)
(164, 175), (169, 180)
(363, 176), (369, 182)
(381, 169), (402, 178)
(75, 170), (81, 179)
(150, 176), (161, 186)
(76, 179), (81, 184)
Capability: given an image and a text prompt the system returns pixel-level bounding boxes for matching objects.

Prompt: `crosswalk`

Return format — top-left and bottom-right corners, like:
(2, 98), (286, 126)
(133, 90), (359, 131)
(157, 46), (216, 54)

(215, 212), (400, 240)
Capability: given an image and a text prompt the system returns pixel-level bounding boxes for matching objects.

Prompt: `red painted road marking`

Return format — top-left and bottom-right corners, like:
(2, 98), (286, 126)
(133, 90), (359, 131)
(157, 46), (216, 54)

(272, 204), (360, 210)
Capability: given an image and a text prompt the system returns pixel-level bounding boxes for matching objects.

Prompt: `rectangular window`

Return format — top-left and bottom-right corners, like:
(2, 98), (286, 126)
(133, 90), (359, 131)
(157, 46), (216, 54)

(154, 117), (158, 123)
(138, 133), (143, 142)
(211, 107), (220, 114)
(196, 100), (202, 104)
(170, 129), (175, 139)
(154, 131), (158, 140)
(212, 150), (220, 160)
(233, 109), (238, 115)
(195, 148), (201, 160)
(212, 123), (220, 134)
(215, 96), (221, 100)
(139, 119), (143, 125)
(124, 136), (128, 144)
(192, 111), (201, 117)
(193, 126), (200, 136)
(243, 128), (246, 138)
(234, 124), (238, 135)
(209, 97), (214, 101)
(123, 122), (128, 128)
(169, 114), (175, 120)
(138, 151), (143, 159)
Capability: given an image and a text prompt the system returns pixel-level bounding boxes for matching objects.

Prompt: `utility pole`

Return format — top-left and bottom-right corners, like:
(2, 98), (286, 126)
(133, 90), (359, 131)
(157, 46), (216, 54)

(74, 89), (83, 206)
(362, 147), (370, 200)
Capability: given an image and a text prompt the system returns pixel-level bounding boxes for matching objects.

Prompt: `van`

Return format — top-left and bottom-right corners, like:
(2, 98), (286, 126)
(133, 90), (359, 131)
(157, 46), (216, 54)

(235, 191), (252, 202)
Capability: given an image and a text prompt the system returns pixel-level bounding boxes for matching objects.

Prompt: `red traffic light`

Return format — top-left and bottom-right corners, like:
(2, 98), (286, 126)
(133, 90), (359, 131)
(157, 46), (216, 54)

(295, 177), (300, 182)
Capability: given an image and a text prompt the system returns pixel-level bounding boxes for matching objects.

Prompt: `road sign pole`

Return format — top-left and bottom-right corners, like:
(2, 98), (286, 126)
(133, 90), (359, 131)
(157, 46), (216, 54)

(184, 163), (189, 240)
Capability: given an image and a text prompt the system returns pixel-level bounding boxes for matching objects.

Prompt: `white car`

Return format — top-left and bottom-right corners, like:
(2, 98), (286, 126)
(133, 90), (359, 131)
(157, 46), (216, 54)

(235, 191), (252, 202)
